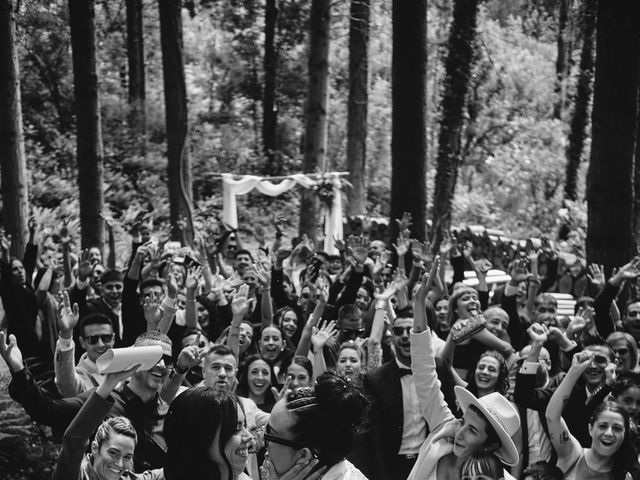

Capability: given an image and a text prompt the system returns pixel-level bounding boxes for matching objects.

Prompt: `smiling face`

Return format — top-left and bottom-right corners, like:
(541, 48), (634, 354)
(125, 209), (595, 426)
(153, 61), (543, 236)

(210, 404), (252, 477)
(611, 338), (633, 372)
(589, 410), (625, 457)
(337, 347), (362, 380)
(435, 299), (449, 329)
(91, 433), (135, 480)
(391, 317), (412, 365)
(484, 309), (509, 339)
(101, 280), (123, 308)
(474, 356), (501, 395)
(204, 353), (238, 392)
(235, 253), (252, 274)
(247, 359), (271, 398)
(355, 287), (371, 311)
(79, 323), (115, 363)
(286, 363), (311, 389)
(279, 311), (298, 339)
(616, 386), (640, 420)
(582, 345), (612, 387)
(456, 290), (480, 319)
(624, 302), (640, 341)
(453, 408), (491, 460)
(133, 340), (173, 392)
(260, 327), (283, 362)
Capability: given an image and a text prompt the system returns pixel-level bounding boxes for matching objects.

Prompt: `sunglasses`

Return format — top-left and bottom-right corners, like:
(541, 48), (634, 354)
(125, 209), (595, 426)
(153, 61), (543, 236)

(341, 328), (365, 338)
(264, 424), (318, 458)
(392, 326), (412, 336)
(627, 311), (640, 318)
(84, 333), (115, 345)
(615, 347), (630, 356)
(536, 307), (556, 313)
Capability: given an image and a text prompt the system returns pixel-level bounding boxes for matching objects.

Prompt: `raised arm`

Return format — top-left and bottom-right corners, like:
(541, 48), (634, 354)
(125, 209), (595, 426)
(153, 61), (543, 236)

(54, 292), (85, 397)
(545, 350), (592, 470)
(227, 285), (250, 359)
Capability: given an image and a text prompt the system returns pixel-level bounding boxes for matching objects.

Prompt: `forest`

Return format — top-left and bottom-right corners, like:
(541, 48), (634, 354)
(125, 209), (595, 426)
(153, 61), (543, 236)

(1, 0), (638, 273)
(1, 0), (640, 477)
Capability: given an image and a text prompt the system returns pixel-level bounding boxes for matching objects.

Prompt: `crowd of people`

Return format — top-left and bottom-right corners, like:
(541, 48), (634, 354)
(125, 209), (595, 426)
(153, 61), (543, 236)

(1, 212), (639, 480)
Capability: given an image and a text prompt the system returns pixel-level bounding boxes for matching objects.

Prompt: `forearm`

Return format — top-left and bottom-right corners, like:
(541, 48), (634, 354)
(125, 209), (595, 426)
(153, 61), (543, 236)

(227, 315), (243, 358)
(546, 370), (579, 423)
(54, 339), (83, 397)
(107, 231), (116, 269)
(312, 349), (327, 379)
(260, 290), (273, 329)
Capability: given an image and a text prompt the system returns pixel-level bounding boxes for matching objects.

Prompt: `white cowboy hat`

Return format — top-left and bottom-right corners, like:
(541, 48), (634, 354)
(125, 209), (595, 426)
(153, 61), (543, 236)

(454, 386), (520, 466)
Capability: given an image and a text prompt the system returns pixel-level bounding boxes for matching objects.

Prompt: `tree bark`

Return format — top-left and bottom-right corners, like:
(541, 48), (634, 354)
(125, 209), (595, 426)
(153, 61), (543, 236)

(586, 0), (640, 274)
(126, 0), (146, 155)
(431, 0), (479, 248)
(0, 0), (28, 258)
(553, 0), (569, 119)
(68, 0), (105, 251)
(346, 0), (370, 217)
(263, 0), (279, 174)
(390, 0), (428, 242)
(159, 0), (193, 245)
(299, 0), (331, 239)
(563, 0), (596, 202)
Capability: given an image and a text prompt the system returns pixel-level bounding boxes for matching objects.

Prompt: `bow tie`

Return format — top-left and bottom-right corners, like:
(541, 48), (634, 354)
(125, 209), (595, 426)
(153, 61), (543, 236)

(398, 367), (413, 377)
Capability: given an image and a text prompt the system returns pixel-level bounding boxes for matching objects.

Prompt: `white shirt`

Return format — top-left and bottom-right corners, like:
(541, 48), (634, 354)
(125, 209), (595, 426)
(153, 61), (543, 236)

(396, 359), (427, 456)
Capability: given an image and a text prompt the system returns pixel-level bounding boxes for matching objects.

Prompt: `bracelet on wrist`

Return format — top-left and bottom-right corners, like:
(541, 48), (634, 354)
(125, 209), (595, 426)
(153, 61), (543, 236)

(174, 364), (191, 375)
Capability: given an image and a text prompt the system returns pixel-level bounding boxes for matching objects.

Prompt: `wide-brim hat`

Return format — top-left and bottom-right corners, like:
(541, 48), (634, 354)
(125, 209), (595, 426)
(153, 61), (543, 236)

(454, 386), (520, 466)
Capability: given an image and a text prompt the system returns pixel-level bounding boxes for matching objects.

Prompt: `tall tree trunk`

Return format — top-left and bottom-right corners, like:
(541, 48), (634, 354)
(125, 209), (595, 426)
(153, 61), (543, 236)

(553, 0), (569, 119)
(263, 0), (279, 174)
(68, 0), (105, 251)
(0, 0), (28, 258)
(390, 0), (428, 242)
(299, 0), (331, 239)
(563, 0), (596, 202)
(159, 0), (193, 245)
(431, 0), (479, 248)
(634, 92), (640, 253)
(346, 0), (370, 217)
(126, 0), (146, 155)
(586, 1), (640, 274)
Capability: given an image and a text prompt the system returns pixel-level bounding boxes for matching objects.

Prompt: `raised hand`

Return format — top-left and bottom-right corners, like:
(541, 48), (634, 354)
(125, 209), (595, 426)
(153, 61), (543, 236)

(28, 216), (38, 241)
(611, 257), (640, 286)
(395, 212), (412, 232)
(176, 343), (204, 372)
(275, 246), (292, 262)
(231, 284), (250, 318)
(77, 251), (93, 281)
(253, 261), (271, 288)
(461, 241), (473, 259)
(271, 375), (293, 403)
(185, 265), (203, 293)
(254, 225), (266, 246)
(527, 323), (548, 344)
(0, 230), (12, 253)
(410, 239), (432, 265)
(0, 331), (24, 373)
(57, 291), (80, 336)
(316, 276), (330, 304)
(570, 350), (594, 374)
(509, 259), (529, 284)
(333, 236), (346, 253)
(143, 295), (163, 330)
(347, 234), (370, 264)
(166, 273), (179, 299)
(587, 264), (606, 289)
(393, 230), (410, 257)
(311, 320), (337, 350)
(474, 258), (493, 274)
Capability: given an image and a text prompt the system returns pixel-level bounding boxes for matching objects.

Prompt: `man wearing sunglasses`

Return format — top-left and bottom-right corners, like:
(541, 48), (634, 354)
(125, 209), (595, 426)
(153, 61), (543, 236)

(54, 311), (115, 397)
(361, 310), (454, 480)
(321, 304), (367, 369)
(5, 331), (176, 471)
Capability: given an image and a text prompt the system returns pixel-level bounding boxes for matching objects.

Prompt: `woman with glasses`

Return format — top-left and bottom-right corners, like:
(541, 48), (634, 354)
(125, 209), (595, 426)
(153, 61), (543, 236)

(607, 332), (639, 373)
(262, 372), (369, 480)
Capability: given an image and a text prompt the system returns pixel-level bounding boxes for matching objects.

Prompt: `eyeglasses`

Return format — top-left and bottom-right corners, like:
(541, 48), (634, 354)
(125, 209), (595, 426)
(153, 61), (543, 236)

(300, 293), (311, 299)
(84, 333), (115, 345)
(264, 424), (317, 458)
(341, 328), (365, 338)
(392, 326), (412, 336)
(627, 311), (640, 318)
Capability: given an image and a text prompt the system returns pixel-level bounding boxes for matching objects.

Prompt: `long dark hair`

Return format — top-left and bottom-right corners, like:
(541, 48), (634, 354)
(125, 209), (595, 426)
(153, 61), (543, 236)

(286, 372), (369, 468)
(275, 306), (303, 347)
(163, 386), (240, 480)
(236, 354), (279, 411)
(589, 400), (639, 480)
(466, 350), (510, 397)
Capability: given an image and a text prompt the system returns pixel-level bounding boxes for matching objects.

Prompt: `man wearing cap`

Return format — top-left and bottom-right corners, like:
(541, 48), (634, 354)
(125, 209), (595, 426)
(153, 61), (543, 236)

(407, 273), (520, 480)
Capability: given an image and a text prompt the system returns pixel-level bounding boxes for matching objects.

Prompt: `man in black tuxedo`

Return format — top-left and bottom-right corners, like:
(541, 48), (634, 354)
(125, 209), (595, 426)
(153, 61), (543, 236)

(360, 309), (455, 480)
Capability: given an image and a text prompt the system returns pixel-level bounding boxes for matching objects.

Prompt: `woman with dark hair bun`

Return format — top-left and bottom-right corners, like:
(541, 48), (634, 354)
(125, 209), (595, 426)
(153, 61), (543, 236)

(262, 371), (370, 480)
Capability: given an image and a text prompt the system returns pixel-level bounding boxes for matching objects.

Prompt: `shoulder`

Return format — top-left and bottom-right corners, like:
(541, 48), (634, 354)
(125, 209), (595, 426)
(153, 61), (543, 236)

(127, 468), (165, 480)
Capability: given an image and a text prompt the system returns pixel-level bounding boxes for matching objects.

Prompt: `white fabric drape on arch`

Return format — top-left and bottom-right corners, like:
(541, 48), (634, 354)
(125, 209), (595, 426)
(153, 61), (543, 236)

(221, 173), (343, 254)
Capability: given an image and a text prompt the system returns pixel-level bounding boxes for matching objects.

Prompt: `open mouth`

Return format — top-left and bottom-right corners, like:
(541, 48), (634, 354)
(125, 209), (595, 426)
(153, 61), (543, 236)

(600, 438), (615, 448)
(477, 375), (490, 384)
(236, 447), (249, 458)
